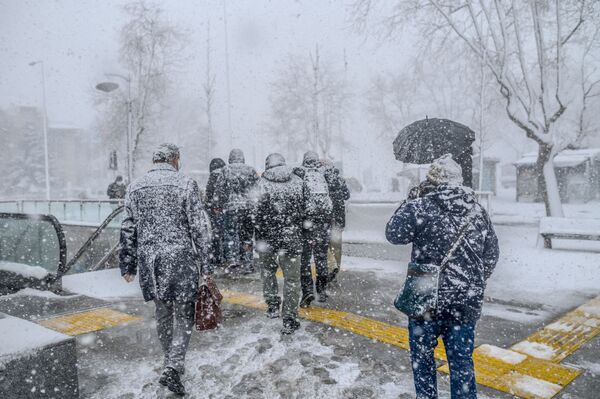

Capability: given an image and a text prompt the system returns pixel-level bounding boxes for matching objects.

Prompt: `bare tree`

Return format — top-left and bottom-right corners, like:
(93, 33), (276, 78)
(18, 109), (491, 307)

(202, 20), (217, 161)
(574, 24), (600, 147)
(353, 0), (600, 217)
(119, 0), (186, 174)
(267, 46), (351, 162)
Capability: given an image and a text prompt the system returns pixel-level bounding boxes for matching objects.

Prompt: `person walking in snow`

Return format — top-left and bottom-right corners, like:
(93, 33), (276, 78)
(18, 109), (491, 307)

(255, 153), (305, 334)
(205, 157), (226, 270)
(321, 160), (350, 283)
(214, 149), (259, 275)
(119, 143), (212, 396)
(107, 175), (126, 199)
(295, 151), (333, 307)
(386, 154), (499, 399)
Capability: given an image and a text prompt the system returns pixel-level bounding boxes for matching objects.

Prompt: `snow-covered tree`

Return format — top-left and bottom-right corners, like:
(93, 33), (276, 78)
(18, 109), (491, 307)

(353, 0), (600, 216)
(119, 0), (186, 174)
(267, 46), (351, 162)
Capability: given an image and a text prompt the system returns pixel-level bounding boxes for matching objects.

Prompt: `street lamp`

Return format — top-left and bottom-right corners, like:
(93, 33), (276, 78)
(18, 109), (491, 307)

(95, 73), (133, 183)
(29, 60), (51, 200)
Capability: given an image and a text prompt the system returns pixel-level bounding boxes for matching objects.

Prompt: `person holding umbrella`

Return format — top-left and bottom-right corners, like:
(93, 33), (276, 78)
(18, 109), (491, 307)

(393, 117), (475, 187)
(386, 154), (499, 399)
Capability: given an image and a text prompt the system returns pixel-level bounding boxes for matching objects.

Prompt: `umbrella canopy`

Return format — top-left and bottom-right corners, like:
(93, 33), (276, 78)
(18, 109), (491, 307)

(393, 118), (475, 164)
(393, 118), (476, 187)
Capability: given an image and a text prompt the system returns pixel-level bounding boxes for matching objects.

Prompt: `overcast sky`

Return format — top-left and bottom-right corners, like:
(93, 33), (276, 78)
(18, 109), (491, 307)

(0, 0), (410, 131)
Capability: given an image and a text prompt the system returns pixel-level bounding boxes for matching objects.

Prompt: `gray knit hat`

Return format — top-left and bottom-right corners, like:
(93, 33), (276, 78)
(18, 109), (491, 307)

(153, 143), (180, 163)
(426, 154), (463, 186)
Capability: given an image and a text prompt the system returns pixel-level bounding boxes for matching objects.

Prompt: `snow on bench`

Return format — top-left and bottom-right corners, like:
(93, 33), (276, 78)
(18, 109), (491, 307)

(539, 217), (600, 249)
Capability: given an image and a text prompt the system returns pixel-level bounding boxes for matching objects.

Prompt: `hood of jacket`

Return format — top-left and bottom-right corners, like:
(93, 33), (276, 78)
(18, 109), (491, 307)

(425, 184), (475, 216)
(262, 165), (294, 183)
(265, 153), (286, 170)
(302, 151), (320, 168)
(209, 157), (226, 172)
(229, 148), (245, 164)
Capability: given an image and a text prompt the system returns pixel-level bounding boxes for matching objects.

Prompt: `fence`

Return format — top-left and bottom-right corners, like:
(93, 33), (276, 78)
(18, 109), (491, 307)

(0, 200), (123, 226)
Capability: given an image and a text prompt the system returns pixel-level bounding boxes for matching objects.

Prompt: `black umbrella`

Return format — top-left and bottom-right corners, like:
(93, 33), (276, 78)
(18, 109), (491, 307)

(393, 117), (476, 186)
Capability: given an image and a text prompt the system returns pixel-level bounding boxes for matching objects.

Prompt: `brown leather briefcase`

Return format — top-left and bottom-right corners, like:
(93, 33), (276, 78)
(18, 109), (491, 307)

(195, 278), (223, 331)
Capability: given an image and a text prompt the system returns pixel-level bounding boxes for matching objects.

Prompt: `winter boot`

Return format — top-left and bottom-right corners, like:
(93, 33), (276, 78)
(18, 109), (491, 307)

(317, 291), (329, 303)
(225, 263), (240, 276)
(281, 318), (301, 335)
(299, 292), (315, 308)
(159, 367), (185, 396)
(328, 267), (340, 284)
(265, 303), (281, 319)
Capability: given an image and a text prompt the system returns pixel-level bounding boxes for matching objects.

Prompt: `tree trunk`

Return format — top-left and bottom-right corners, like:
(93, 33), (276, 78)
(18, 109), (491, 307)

(536, 142), (564, 247)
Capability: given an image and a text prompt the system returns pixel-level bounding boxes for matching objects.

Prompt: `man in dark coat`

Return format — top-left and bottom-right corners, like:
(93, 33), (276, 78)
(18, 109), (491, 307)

(119, 143), (212, 396)
(205, 158), (226, 269)
(215, 149), (259, 274)
(385, 154), (499, 399)
(107, 175), (126, 199)
(295, 151), (333, 307)
(321, 160), (350, 282)
(255, 153), (305, 334)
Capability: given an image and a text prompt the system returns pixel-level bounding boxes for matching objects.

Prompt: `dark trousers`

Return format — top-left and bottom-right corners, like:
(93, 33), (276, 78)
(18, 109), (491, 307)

(408, 318), (477, 399)
(223, 208), (254, 270)
(155, 300), (195, 374)
(300, 219), (331, 295)
(208, 211), (224, 268)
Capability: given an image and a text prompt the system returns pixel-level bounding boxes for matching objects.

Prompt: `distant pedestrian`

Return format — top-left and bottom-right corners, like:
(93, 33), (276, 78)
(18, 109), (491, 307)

(386, 154), (499, 399)
(107, 175), (126, 199)
(321, 160), (350, 283)
(295, 151), (333, 307)
(255, 153), (305, 334)
(215, 149), (259, 275)
(205, 158), (226, 269)
(119, 143), (212, 396)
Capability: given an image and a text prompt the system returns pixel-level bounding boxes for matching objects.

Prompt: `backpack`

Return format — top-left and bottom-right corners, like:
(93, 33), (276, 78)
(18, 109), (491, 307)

(302, 168), (333, 218)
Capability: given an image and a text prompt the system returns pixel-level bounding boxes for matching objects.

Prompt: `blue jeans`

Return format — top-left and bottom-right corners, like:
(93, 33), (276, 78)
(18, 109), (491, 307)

(408, 318), (477, 399)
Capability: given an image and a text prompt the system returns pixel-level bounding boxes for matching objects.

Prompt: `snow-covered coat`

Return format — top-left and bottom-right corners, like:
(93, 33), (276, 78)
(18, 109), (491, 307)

(215, 149), (259, 212)
(205, 158), (225, 213)
(386, 184), (499, 322)
(255, 154), (305, 253)
(323, 165), (350, 227)
(293, 151), (333, 221)
(119, 163), (212, 302)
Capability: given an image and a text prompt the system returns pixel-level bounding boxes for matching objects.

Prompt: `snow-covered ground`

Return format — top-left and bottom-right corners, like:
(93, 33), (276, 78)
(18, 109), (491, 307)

(0, 314), (69, 363)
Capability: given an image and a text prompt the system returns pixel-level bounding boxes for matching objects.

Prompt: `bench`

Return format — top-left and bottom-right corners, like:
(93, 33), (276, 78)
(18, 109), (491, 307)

(539, 217), (600, 249)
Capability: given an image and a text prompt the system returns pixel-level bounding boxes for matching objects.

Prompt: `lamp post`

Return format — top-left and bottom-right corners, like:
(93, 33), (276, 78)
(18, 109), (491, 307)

(95, 73), (133, 183)
(29, 60), (51, 200)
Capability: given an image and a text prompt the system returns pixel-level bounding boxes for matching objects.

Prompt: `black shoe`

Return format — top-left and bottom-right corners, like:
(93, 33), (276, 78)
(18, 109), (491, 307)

(265, 303), (281, 319)
(225, 263), (240, 276)
(281, 318), (301, 335)
(160, 367), (185, 396)
(299, 292), (315, 308)
(328, 268), (340, 284)
(317, 291), (328, 303)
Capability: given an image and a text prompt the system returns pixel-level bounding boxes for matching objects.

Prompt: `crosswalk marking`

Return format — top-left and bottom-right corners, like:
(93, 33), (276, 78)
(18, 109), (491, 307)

(38, 307), (141, 336)
(510, 295), (600, 363)
(221, 289), (582, 399)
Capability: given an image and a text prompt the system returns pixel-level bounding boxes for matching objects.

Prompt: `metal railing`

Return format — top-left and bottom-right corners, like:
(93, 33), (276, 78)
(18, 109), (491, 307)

(0, 199), (123, 226)
(348, 191), (494, 213)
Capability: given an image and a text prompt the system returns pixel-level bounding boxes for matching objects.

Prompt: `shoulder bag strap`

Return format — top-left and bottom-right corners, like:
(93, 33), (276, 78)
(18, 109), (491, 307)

(439, 210), (475, 273)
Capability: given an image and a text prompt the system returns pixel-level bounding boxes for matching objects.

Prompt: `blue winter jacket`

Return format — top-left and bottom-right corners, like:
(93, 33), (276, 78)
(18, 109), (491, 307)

(386, 184), (499, 322)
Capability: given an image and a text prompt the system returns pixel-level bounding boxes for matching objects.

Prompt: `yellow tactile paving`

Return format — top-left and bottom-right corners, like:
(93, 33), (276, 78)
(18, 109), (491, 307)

(221, 290), (581, 399)
(38, 307), (141, 336)
(510, 295), (600, 363)
(437, 345), (580, 399)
